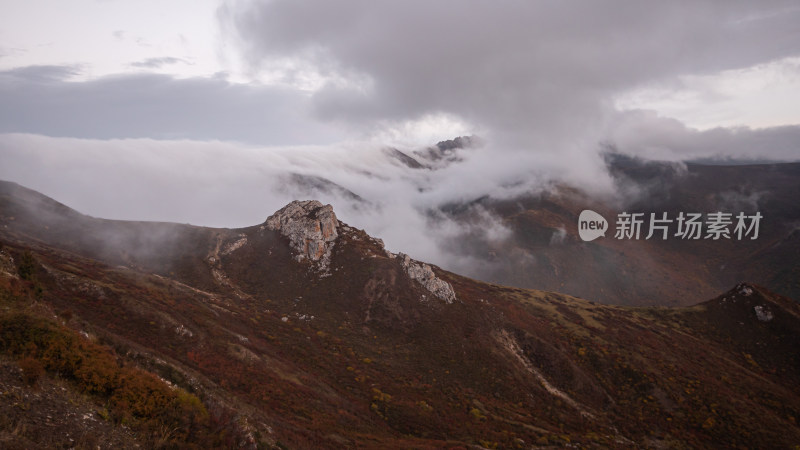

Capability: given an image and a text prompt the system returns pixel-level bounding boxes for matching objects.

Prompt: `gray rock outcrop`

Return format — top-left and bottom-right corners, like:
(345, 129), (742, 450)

(399, 253), (457, 304)
(266, 200), (339, 272)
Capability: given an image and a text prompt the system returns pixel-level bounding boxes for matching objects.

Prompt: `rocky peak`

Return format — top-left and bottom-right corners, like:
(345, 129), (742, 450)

(265, 200), (339, 272)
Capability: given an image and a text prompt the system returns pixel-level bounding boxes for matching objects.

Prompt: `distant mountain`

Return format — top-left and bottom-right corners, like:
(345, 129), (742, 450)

(436, 158), (800, 306)
(1, 181), (799, 448)
(383, 135), (482, 170)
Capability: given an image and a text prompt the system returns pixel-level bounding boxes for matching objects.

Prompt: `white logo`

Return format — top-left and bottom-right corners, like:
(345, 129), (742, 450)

(578, 210), (608, 242)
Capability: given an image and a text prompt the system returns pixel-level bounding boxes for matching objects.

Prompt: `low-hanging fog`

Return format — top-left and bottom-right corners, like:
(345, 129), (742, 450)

(1, 126), (797, 275)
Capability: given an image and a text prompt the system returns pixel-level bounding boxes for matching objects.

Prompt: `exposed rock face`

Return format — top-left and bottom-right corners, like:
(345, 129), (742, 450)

(0, 249), (16, 278)
(266, 200), (339, 272)
(754, 305), (774, 322)
(398, 253), (457, 304)
(737, 283), (753, 297)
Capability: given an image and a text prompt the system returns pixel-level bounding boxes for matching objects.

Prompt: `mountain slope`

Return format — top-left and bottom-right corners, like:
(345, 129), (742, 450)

(1, 181), (799, 448)
(440, 160), (800, 306)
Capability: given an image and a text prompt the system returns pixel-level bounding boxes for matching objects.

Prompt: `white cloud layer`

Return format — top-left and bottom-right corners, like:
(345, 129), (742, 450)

(1, 1), (799, 272)
(615, 56), (800, 130)
(0, 133), (520, 267)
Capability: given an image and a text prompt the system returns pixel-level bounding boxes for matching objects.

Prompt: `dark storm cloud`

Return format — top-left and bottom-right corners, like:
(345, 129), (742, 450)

(220, 0), (800, 148)
(0, 67), (344, 145)
(3, 64), (82, 82)
(130, 57), (189, 69)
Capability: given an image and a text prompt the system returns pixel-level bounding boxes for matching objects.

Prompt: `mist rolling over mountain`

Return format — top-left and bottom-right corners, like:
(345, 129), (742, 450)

(3, 134), (798, 306)
(2, 0), (800, 448)
(2, 182), (800, 447)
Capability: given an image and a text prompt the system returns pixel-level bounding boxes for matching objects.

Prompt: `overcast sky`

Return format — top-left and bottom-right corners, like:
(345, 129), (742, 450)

(1, 1), (799, 263)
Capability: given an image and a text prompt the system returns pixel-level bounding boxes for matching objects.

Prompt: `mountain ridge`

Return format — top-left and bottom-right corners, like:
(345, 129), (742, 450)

(1, 181), (799, 448)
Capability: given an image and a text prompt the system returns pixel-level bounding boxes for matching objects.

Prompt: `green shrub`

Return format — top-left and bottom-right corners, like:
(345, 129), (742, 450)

(17, 251), (37, 281)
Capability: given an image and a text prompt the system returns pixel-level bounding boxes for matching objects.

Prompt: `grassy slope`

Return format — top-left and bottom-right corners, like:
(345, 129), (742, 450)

(2, 224), (799, 448)
(1, 181), (799, 447)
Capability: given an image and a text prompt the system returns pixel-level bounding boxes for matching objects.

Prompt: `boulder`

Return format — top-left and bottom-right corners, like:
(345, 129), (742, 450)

(398, 253), (457, 304)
